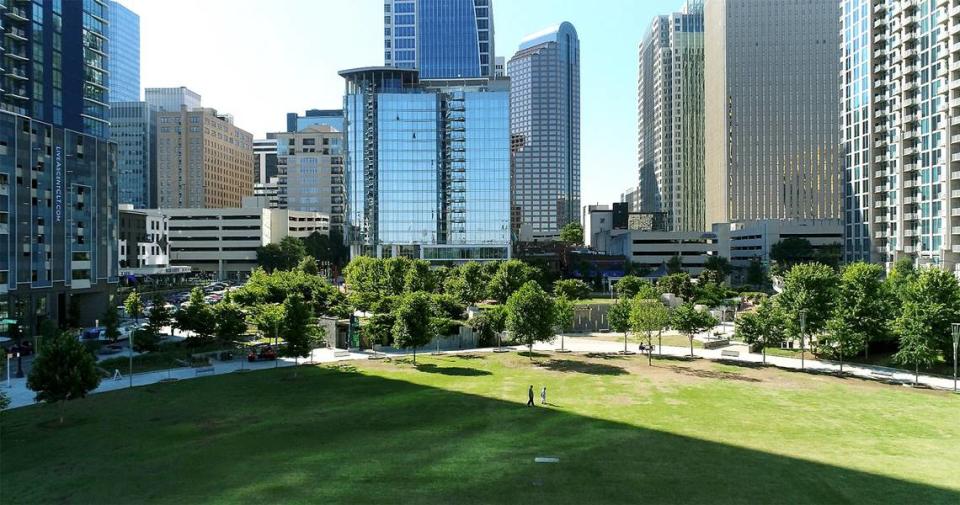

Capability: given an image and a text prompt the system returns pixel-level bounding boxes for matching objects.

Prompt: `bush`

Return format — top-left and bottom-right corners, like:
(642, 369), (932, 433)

(553, 279), (591, 300)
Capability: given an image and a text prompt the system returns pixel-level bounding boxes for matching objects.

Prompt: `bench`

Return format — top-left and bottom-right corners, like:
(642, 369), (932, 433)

(720, 350), (740, 358)
(194, 366), (215, 376)
(334, 350), (350, 358)
(174, 359), (190, 367)
(871, 370), (895, 380)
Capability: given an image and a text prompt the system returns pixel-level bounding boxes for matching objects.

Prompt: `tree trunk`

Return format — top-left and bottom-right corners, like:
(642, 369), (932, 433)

(528, 342), (533, 360)
(658, 331), (662, 357)
(839, 347), (844, 374)
(623, 332), (628, 354)
(689, 335), (694, 358)
(915, 363), (919, 386)
(413, 348), (417, 365)
(647, 331), (652, 366)
(762, 345), (766, 365)
(59, 400), (65, 424)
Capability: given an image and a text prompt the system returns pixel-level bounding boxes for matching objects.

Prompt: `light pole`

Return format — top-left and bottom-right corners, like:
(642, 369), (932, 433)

(799, 309), (807, 371)
(6, 352), (11, 388)
(952, 323), (959, 394)
(274, 320), (279, 369)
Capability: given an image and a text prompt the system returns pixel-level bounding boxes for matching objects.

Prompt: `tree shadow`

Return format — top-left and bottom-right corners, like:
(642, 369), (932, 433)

(584, 352), (631, 360)
(3, 362), (958, 505)
(667, 365), (761, 383)
(517, 351), (550, 359)
(540, 359), (628, 376)
(450, 353), (486, 360)
(414, 363), (492, 376)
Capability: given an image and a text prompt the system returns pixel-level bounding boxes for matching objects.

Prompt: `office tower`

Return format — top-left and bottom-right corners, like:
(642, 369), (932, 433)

(0, 0), (111, 139)
(274, 125), (346, 229)
(107, 1), (140, 102)
(145, 87), (202, 112)
(704, 0), (841, 228)
(254, 138), (278, 185)
(111, 101), (158, 208)
(156, 108), (254, 208)
(494, 56), (505, 77)
(841, 0), (959, 274)
(340, 67), (510, 261)
(286, 109), (344, 133)
(637, 2), (705, 232)
(508, 22), (581, 240)
(383, 0), (496, 78)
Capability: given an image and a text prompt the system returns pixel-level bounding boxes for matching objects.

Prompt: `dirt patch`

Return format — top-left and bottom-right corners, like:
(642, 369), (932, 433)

(667, 365), (761, 383)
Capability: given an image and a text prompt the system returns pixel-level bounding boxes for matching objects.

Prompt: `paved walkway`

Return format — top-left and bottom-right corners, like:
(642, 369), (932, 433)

(4, 332), (955, 411)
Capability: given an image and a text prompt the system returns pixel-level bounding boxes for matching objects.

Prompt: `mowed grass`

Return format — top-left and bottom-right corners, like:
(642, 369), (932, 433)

(2, 353), (959, 504)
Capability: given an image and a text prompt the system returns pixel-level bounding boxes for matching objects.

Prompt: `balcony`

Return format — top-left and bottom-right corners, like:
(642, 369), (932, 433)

(4, 27), (26, 41)
(4, 6), (27, 21)
(953, 189), (960, 198)
(953, 169), (960, 179)
(952, 226), (960, 235)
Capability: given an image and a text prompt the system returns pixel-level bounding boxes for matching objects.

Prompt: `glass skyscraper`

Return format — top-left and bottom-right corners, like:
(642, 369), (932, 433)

(841, 0), (960, 276)
(111, 101), (157, 208)
(508, 22), (581, 240)
(341, 67), (510, 262)
(107, 0), (141, 102)
(383, 0), (496, 79)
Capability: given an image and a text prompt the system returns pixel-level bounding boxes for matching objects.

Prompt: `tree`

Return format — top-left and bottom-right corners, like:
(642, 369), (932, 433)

(630, 298), (670, 365)
(102, 304), (120, 342)
(281, 294), (324, 373)
(303, 229), (350, 273)
(505, 281), (556, 359)
(775, 263), (839, 351)
(700, 256), (731, 285)
(0, 390), (9, 411)
(256, 236), (307, 273)
(830, 262), (895, 359)
(382, 256), (413, 296)
(553, 296), (575, 351)
(822, 317), (866, 374)
(146, 294), (171, 340)
(657, 273), (695, 300)
(430, 293), (466, 321)
(297, 255), (319, 276)
(26, 331), (101, 423)
(252, 303), (285, 348)
(487, 260), (539, 303)
(694, 282), (729, 308)
(672, 303), (718, 358)
(559, 222), (584, 245)
(343, 257), (386, 310)
(553, 279), (591, 300)
(614, 276), (656, 299)
(607, 297), (633, 354)
(175, 287), (216, 345)
(897, 268), (960, 360)
(886, 256), (917, 302)
(392, 292), (437, 365)
(770, 237), (814, 272)
(894, 300), (941, 386)
(403, 259), (436, 293)
(123, 290), (144, 325)
(470, 306), (506, 348)
(233, 267), (340, 316)
(746, 259), (767, 287)
(736, 300), (785, 363)
(213, 298), (248, 345)
(666, 256), (684, 274)
(362, 313), (395, 348)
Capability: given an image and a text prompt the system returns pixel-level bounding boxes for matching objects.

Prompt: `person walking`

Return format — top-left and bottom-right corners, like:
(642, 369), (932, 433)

(527, 385), (535, 406)
(540, 386), (547, 405)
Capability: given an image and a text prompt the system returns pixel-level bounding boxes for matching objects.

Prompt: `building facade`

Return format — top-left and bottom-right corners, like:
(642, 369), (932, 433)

(712, 218), (844, 269)
(145, 86), (201, 113)
(107, 1), (140, 102)
(508, 22), (581, 240)
(274, 125), (346, 229)
(285, 109), (344, 133)
(164, 205), (329, 279)
(638, 2), (705, 232)
(118, 204), (169, 273)
(340, 67), (511, 262)
(840, 0), (960, 276)
(156, 108), (254, 209)
(0, 0), (111, 139)
(110, 101), (157, 208)
(704, 0), (842, 227)
(254, 138), (278, 185)
(383, 0), (496, 78)
(0, 110), (119, 329)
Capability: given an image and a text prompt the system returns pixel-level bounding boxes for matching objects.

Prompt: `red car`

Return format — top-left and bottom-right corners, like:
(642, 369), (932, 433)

(247, 344), (277, 362)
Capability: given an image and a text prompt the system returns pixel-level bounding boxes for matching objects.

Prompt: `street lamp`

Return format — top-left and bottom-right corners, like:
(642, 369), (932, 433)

(952, 323), (959, 394)
(799, 309), (807, 371)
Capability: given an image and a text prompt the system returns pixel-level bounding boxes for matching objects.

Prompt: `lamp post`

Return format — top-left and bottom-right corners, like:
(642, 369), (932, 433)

(952, 323), (959, 393)
(6, 352), (11, 388)
(14, 299), (25, 378)
(799, 309), (807, 371)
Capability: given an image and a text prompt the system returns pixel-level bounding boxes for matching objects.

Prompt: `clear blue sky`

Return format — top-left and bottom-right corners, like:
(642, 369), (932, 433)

(121, 0), (666, 208)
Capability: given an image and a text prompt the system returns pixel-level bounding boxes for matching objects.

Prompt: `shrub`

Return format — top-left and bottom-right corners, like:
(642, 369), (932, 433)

(553, 279), (591, 300)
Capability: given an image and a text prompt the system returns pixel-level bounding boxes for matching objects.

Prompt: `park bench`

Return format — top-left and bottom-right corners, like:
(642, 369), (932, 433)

(870, 370), (895, 381)
(194, 366), (215, 376)
(720, 350), (740, 358)
(174, 359), (190, 367)
(334, 350), (350, 358)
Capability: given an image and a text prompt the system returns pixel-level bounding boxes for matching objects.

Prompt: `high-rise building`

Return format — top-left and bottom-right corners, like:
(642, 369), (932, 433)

(340, 67), (511, 262)
(111, 101), (158, 208)
(107, 1), (140, 102)
(494, 56), (505, 78)
(285, 109), (343, 133)
(156, 108), (254, 208)
(274, 125), (346, 229)
(841, 0), (959, 275)
(637, 2), (705, 232)
(704, 0), (841, 228)
(254, 138), (278, 185)
(0, 0), (112, 139)
(383, 0), (496, 79)
(145, 87), (202, 113)
(508, 22), (581, 240)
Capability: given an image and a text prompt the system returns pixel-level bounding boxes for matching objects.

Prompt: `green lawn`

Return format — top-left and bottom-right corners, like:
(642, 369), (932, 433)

(573, 331), (704, 348)
(2, 353), (958, 504)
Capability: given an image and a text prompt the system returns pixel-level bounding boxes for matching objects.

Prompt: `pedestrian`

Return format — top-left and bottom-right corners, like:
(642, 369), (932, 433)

(540, 386), (547, 405)
(527, 385), (534, 406)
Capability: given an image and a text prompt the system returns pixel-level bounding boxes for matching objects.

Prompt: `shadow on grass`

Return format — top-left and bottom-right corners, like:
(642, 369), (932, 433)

(667, 365), (761, 383)
(450, 353), (487, 360)
(2, 363), (958, 505)
(584, 352), (631, 360)
(414, 363), (492, 376)
(540, 359), (628, 376)
(517, 351), (550, 359)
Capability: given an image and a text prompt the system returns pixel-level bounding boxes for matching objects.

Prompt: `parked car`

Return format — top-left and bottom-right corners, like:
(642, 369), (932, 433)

(9, 341), (34, 356)
(78, 327), (108, 341)
(247, 344), (277, 362)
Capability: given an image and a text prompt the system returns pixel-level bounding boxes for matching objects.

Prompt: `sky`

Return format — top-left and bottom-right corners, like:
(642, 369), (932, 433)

(121, 0), (666, 209)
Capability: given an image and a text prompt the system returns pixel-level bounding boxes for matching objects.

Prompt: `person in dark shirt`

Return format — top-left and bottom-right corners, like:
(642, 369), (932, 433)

(527, 385), (535, 406)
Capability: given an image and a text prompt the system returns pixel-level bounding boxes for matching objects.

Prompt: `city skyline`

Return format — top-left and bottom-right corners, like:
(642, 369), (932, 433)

(119, 0), (665, 208)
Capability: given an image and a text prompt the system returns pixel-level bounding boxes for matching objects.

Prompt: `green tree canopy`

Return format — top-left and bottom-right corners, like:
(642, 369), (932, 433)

(470, 306), (507, 347)
(630, 298), (670, 363)
(666, 256), (684, 274)
(213, 299), (248, 345)
(671, 303), (718, 357)
(102, 304), (120, 342)
(775, 263), (839, 345)
(700, 256), (731, 285)
(735, 299), (786, 360)
(383, 257), (413, 297)
(303, 229), (349, 271)
(614, 276), (656, 299)
(553, 278), (591, 300)
(896, 268), (960, 359)
(559, 222), (584, 245)
(830, 262), (896, 356)
(392, 292), (438, 364)
(175, 287), (216, 345)
(252, 303), (285, 342)
(886, 256), (917, 303)
(487, 260), (539, 304)
(746, 259), (768, 287)
(281, 293), (324, 371)
(607, 296), (633, 353)
(343, 257), (387, 311)
(657, 272), (695, 300)
(123, 290), (144, 323)
(234, 268), (340, 316)
(27, 331), (101, 423)
(403, 259), (436, 294)
(553, 296), (575, 333)
(144, 294), (171, 350)
(257, 236), (308, 273)
(505, 281), (556, 357)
